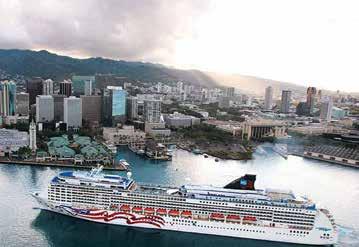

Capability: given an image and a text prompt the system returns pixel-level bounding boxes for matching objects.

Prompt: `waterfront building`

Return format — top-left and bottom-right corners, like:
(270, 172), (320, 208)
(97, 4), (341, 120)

(304, 145), (359, 167)
(16, 92), (29, 116)
(64, 96), (82, 130)
(144, 99), (161, 123)
(306, 87), (317, 114)
(84, 79), (92, 96)
(0, 80), (16, 116)
(59, 80), (72, 97)
(0, 128), (29, 154)
(204, 120), (242, 136)
(29, 120), (37, 151)
(101, 89), (112, 127)
(264, 86), (273, 110)
(163, 112), (200, 128)
(127, 96), (138, 120)
(72, 76), (95, 96)
(36, 95), (54, 123)
(42, 79), (54, 95)
(103, 125), (146, 146)
(241, 119), (287, 140)
(320, 97), (333, 122)
(26, 77), (43, 106)
(280, 90), (291, 113)
(80, 95), (102, 126)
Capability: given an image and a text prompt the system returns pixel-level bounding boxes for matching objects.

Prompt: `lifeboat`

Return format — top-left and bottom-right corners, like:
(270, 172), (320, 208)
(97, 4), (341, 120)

(181, 210), (192, 218)
(226, 214), (241, 222)
(132, 206), (143, 213)
(156, 208), (167, 216)
(144, 207), (155, 215)
(168, 209), (180, 217)
(243, 216), (257, 221)
(210, 213), (225, 221)
(120, 204), (130, 212)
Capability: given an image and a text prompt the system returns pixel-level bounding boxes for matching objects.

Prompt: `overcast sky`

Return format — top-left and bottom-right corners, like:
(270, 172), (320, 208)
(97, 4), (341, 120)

(1, 0), (359, 92)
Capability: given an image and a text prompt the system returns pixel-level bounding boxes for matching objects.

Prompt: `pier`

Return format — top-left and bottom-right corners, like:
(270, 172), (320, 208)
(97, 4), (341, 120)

(0, 159), (128, 171)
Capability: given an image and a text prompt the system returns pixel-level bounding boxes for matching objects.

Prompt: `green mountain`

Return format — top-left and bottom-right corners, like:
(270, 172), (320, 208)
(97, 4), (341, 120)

(0, 49), (218, 87)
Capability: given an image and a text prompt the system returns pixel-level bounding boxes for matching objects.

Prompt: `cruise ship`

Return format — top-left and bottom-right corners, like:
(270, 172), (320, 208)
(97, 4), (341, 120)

(32, 166), (337, 245)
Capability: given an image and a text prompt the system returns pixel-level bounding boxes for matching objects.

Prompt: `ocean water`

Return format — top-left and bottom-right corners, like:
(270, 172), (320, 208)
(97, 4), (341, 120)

(0, 146), (358, 247)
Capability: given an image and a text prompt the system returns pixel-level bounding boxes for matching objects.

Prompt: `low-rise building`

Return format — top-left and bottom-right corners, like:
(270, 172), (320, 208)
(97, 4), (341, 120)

(0, 128), (29, 154)
(163, 112), (200, 128)
(241, 119), (287, 140)
(103, 125), (146, 145)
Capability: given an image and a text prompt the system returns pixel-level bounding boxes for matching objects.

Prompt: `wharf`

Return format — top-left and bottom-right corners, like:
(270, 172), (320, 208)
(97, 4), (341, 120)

(0, 159), (127, 171)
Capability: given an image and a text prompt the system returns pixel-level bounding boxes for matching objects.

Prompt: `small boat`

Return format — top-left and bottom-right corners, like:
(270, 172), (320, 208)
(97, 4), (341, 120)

(137, 149), (145, 155)
(132, 206), (143, 213)
(156, 208), (167, 216)
(226, 214), (241, 222)
(168, 209), (180, 217)
(203, 154), (208, 158)
(181, 210), (192, 218)
(119, 159), (131, 168)
(210, 213), (225, 221)
(144, 207), (155, 215)
(215, 158), (219, 162)
(243, 216), (257, 221)
(120, 204), (130, 212)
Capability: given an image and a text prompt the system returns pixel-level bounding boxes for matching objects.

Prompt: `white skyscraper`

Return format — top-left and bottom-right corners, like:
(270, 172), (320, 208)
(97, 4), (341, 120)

(64, 96), (82, 130)
(144, 99), (161, 123)
(29, 120), (37, 151)
(43, 79), (54, 95)
(320, 97), (333, 121)
(84, 80), (92, 96)
(36, 95), (54, 123)
(264, 86), (273, 110)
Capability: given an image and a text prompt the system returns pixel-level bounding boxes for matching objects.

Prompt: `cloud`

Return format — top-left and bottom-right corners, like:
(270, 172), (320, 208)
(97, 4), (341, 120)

(0, 0), (209, 63)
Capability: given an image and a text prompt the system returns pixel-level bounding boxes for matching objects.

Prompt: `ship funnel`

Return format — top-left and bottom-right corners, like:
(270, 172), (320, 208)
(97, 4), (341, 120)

(224, 174), (256, 190)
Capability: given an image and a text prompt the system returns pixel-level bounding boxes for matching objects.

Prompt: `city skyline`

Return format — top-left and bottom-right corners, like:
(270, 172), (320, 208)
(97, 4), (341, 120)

(1, 0), (359, 92)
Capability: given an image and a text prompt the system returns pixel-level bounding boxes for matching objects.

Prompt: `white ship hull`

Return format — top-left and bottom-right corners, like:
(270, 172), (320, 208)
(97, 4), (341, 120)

(33, 194), (336, 246)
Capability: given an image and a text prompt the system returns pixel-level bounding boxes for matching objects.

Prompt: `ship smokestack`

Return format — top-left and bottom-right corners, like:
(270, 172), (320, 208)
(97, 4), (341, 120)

(224, 174), (256, 190)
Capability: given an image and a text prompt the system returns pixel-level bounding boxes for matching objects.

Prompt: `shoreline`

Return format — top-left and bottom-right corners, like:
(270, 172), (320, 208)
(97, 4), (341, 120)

(0, 159), (127, 171)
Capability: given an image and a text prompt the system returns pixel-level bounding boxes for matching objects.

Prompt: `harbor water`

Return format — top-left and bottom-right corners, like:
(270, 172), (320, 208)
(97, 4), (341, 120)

(0, 145), (358, 247)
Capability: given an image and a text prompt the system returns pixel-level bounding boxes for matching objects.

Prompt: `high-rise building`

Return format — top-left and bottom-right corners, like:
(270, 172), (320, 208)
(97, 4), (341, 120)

(280, 90), (291, 113)
(144, 99), (161, 123)
(219, 96), (230, 108)
(320, 97), (333, 121)
(109, 86), (127, 125)
(84, 79), (93, 96)
(26, 77), (43, 106)
(225, 87), (235, 97)
(59, 80), (72, 97)
(264, 86), (273, 110)
(53, 94), (66, 121)
(306, 87), (317, 114)
(81, 95), (102, 125)
(42, 79), (54, 95)
(29, 120), (37, 151)
(36, 95), (54, 123)
(72, 76), (95, 96)
(16, 92), (29, 116)
(296, 102), (309, 116)
(0, 80), (16, 116)
(64, 96), (82, 130)
(127, 96), (138, 120)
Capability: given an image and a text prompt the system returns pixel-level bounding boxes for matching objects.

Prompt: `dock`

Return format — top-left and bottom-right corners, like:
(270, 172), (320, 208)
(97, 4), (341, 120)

(0, 159), (128, 171)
